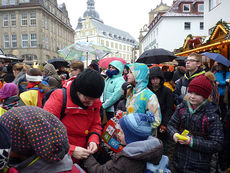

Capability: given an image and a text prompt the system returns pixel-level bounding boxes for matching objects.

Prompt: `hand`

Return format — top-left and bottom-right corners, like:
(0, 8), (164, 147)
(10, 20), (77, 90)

(72, 146), (92, 159)
(87, 142), (98, 154)
(178, 136), (190, 145)
(173, 133), (180, 143)
(216, 81), (220, 85)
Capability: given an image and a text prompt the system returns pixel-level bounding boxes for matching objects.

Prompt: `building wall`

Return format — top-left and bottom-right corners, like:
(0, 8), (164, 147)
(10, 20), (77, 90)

(204, 0), (230, 35)
(75, 18), (136, 63)
(0, 1), (74, 63)
(142, 16), (204, 52)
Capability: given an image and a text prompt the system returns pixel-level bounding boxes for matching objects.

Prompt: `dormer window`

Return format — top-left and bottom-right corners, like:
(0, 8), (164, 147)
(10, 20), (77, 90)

(183, 4), (191, 12)
(198, 4), (204, 12)
(103, 32), (107, 36)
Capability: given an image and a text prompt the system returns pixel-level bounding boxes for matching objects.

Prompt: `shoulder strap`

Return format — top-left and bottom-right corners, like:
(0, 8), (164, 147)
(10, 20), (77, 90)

(60, 88), (67, 121)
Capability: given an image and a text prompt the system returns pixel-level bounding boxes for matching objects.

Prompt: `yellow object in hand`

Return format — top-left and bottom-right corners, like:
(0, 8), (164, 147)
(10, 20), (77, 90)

(181, 129), (189, 136)
(176, 134), (188, 141)
(128, 107), (134, 113)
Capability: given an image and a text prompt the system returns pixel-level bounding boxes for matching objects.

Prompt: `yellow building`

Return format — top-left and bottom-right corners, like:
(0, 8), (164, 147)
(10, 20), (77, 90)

(0, 0), (74, 63)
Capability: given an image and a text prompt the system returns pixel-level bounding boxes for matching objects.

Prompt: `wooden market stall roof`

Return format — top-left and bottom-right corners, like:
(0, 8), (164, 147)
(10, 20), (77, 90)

(175, 21), (230, 57)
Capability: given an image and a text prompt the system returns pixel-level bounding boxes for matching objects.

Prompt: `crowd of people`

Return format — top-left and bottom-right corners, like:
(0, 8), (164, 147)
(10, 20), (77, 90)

(0, 52), (229, 173)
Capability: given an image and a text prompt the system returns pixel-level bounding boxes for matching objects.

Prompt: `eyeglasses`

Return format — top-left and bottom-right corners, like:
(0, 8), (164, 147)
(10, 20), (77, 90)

(185, 59), (199, 63)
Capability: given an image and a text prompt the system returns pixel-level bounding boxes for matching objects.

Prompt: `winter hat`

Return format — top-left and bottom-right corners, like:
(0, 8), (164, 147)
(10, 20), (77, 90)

(0, 123), (11, 170)
(71, 68), (105, 98)
(43, 63), (57, 76)
(89, 63), (99, 72)
(0, 106), (69, 162)
(0, 83), (18, 99)
(188, 72), (215, 99)
(149, 66), (164, 84)
(178, 61), (186, 67)
(119, 111), (155, 144)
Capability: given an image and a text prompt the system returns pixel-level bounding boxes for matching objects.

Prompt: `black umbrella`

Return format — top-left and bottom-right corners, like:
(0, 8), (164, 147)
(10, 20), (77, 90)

(48, 58), (69, 69)
(136, 48), (177, 64)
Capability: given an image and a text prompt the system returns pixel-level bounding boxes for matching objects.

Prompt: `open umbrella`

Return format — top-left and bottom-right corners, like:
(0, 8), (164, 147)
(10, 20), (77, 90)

(136, 48), (177, 64)
(201, 52), (230, 67)
(57, 41), (111, 61)
(48, 58), (69, 69)
(98, 57), (127, 68)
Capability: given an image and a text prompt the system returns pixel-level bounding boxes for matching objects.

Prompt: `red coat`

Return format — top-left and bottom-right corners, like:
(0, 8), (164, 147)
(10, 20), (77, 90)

(43, 82), (102, 158)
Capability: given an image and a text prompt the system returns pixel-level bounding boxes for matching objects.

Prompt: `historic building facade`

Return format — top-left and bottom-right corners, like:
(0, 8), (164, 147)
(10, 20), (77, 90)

(140, 0), (205, 53)
(0, 0), (74, 63)
(75, 0), (138, 63)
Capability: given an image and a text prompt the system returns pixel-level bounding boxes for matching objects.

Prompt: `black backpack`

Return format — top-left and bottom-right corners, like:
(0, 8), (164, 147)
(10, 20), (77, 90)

(42, 88), (67, 120)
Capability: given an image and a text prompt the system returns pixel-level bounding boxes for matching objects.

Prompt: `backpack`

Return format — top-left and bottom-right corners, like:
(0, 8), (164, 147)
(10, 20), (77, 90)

(42, 88), (67, 120)
(145, 155), (171, 173)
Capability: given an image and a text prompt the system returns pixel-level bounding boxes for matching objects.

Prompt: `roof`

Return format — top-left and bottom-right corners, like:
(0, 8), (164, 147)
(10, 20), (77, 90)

(163, 0), (204, 17)
(91, 19), (138, 46)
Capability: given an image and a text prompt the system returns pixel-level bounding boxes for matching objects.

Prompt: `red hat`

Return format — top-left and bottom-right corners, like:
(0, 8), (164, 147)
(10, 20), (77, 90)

(188, 74), (212, 99)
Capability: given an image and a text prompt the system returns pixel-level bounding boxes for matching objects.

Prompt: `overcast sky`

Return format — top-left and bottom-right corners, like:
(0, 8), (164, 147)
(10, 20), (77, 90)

(57, 0), (173, 40)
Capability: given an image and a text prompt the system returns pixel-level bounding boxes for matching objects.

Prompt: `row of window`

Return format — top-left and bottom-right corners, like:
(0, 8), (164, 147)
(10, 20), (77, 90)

(3, 33), (37, 48)
(184, 22), (204, 30)
(183, 4), (204, 12)
(2, 11), (36, 27)
(100, 39), (132, 52)
(1, 0), (17, 5)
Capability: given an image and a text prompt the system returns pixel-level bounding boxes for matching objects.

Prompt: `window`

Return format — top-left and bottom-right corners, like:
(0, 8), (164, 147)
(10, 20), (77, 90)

(200, 22), (204, 30)
(198, 4), (204, 12)
(30, 33), (37, 47)
(111, 42), (114, 48)
(21, 34), (28, 48)
(10, 13), (16, 26)
(21, 12), (27, 26)
(10, 0), (16, 5)
(12, 34), (17, 48)
(184, 22), (191, 30)
(101, 40), (104, 45)
(30, 11), (36, 26)
(3, 14), (8, 27)
(183, 4), (191, 12)
(115, 43), (118, 49)
(209, 0), (221, 10)
(2, 0), (8, 5)
(46, 37), (48, 49)
(4, 34), (9, 48)
(106, 41), (109, 47)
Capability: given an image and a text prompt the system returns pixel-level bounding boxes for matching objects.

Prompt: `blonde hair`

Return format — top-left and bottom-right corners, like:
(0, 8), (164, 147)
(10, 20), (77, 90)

(188, 53), (202, 62)
(13, 63), (31, 73)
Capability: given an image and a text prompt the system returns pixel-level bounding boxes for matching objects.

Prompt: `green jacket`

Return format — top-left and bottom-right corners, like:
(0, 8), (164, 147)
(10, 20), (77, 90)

(102, 60), (125, 112)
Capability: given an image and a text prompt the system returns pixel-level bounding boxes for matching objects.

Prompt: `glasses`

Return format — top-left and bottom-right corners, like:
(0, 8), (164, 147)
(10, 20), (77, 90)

(185, 59), (199, 63)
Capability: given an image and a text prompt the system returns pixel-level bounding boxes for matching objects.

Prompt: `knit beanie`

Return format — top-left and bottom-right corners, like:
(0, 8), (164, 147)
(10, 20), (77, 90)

(71, 68), (105, 98)
(188, 72), (215, 99)
(119, 111), (155, 144)
(0, 106), (69, 162)
(0, 83), (18, 99)
(0, 123), (11, 170)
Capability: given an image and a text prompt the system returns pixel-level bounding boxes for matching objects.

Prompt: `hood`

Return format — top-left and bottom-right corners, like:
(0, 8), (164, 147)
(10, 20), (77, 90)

(122, 136), (163, 164)
(44, 64), (58, 77)
(149, 66), (164, 85)
(127, 63), (149, 93)
(11, 154), (73, 173)
(109, 60), (124, 77)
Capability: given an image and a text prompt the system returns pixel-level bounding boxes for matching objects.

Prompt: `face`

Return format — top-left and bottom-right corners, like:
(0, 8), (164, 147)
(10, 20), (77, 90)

(109, 65), (116, 71)
(150, 77), (161, 87)
(188, 92), (205, 106)
(117, 125), (126, 145)
(13, 70), (19, 77)
(77, 92), (97, 106)
(185, 56), (201, 71)
(70, 68), (81, 77)
(127, 70), (135, 84)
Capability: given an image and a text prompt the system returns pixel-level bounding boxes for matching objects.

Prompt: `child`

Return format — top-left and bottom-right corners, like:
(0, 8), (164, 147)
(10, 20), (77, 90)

(84, 111), (164, 173)
(0, 83), (22, 116)
(126, 63), (161, 130)
(167, 72), (224, 173)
